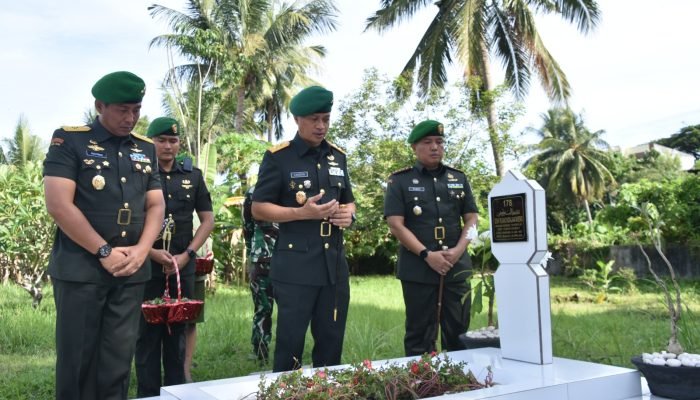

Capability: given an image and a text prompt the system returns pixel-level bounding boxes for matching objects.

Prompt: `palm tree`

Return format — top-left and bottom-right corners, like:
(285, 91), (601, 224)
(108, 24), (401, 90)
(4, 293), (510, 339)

(149, 0), (337, 142)
(2, 115), (44, 168)
(221, 0), (337, 137)
(149, 0), (236, 160)
(365, 0), (600, 176)
(525, 108), (613, 226)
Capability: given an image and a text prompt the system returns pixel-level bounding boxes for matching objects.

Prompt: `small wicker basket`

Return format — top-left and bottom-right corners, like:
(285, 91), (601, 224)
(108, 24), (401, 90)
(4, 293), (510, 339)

(195, 256), (214, 276)
(141, 263), (203, 327)
(142, 217), (203, 329)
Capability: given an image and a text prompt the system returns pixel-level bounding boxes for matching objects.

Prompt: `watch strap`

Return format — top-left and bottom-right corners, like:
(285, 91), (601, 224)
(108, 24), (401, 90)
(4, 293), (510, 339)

(419, 249), (429, 260)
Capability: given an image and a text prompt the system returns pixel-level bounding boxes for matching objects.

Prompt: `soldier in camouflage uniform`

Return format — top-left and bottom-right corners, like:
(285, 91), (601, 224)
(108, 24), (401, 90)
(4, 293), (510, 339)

(243, 185), (279, 362)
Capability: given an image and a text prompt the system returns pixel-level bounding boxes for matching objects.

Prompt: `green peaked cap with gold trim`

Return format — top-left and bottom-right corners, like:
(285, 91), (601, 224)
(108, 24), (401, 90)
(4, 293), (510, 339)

(289, 86), (333, 116)
(407, 119), (444, 144)
(91, 71), (146, 104)
(147, 117), (180, 138)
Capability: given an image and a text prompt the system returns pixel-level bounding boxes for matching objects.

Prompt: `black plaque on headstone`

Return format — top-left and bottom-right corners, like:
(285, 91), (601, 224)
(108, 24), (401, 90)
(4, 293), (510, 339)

(491, 193), (527, 243)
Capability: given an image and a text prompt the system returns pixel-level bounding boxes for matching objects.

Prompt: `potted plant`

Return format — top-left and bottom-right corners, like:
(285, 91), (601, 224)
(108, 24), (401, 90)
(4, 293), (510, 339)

(459, 229), (500, 349)
(629, 203), (700, 400)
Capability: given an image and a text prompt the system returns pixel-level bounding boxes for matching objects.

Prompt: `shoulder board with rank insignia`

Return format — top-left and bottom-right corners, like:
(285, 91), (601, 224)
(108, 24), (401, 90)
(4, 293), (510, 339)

(390, 166), (412, 176)
(327, 141), (346, 155)
(269, 141), (290, 153)
(131, 132), (153, 144)
(445, 165), (465, 174)
(61, 125), (91, 132)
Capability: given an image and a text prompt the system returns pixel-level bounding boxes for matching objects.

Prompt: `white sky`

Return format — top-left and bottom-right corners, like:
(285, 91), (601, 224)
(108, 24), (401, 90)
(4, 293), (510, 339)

(1, 0), (699, 153)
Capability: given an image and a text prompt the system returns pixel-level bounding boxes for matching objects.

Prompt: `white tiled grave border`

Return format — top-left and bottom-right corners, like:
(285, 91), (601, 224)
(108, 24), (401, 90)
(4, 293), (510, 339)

(157, 348), (644, 400)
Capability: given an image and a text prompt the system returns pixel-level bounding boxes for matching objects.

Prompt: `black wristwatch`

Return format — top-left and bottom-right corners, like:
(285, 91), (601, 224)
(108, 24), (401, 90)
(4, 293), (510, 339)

(419, 249), (430, 260)
(96, 244), (112, 259)
(186, 248), (197, 259)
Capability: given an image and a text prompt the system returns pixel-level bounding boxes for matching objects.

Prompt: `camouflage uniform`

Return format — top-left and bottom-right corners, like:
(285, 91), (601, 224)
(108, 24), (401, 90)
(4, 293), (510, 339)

(243, 186), (279, 361)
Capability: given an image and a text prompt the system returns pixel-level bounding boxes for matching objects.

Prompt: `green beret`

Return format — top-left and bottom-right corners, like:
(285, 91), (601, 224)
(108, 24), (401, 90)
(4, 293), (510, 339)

(407, 120), (444, 144)
(147, 117), (180, 138)
(289, 86), (333, 116)
(91, 71), (146, 103)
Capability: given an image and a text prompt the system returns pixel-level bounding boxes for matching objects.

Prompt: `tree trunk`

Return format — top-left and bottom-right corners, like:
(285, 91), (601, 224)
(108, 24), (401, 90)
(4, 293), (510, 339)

(235, 85), (245, 132)
(584, 199), (593, 227)
(480, 48), (505, 177)
(266, 103), (274, 142)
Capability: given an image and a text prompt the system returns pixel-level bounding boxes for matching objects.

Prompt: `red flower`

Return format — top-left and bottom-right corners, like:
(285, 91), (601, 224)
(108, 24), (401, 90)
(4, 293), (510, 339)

(430, 351), (438, 357)
(316, 370), (327, 379)
(411, 362), (420, 374)
(363, 359), (373, 370)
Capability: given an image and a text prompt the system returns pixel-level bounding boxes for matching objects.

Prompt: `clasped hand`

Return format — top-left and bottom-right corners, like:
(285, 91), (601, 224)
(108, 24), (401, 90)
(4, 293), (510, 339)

(425, 249), (455, 276)
(99, 245), (153, 277)
(300, 193), (353, 228)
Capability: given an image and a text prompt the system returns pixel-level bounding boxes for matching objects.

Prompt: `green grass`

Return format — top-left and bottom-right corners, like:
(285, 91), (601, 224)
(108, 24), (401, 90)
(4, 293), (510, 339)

(1, 275), (699, 399)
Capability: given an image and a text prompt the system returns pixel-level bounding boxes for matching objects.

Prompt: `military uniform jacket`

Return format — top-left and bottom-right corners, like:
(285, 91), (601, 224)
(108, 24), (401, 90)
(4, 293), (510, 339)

(152, 160), (213, 278)
(43, 119), (162, 284)
(384, 162), (478, 284)
(252, 134), (355, 286)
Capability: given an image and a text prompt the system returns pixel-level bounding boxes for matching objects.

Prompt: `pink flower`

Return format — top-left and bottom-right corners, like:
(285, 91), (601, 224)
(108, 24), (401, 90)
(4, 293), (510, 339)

(316, 370), (327, 379)
(363, 359), (373, 370)
(430, 351), (437, 357)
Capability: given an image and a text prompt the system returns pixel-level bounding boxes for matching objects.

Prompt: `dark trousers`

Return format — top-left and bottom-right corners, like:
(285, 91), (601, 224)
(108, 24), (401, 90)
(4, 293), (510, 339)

(272, 280), (350, 372)
(401, 279), (471, 356)
(53, 278), (144, 400)
(135, 273), (194, 397)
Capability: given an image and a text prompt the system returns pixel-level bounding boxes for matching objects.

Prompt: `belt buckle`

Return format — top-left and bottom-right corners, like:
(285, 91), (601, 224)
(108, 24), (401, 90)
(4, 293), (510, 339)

(117, 209), (132, 225)
(434, 226), (445, 240)
(320, 221), (332, 237)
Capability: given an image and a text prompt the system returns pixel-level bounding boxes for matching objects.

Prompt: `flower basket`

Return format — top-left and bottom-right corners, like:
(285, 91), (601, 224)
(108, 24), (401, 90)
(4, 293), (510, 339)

(195, 253), (214, 276)
(141, 259), (203, 328)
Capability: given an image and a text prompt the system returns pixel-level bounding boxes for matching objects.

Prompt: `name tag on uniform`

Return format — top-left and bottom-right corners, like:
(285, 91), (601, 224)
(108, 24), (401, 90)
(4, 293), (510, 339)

(447, 183), (464, 189)
(86, 150), (106, 158)
(130, 153), (151, 163)
(408, 186), (425, 192)
(329, 167), (345, 176)
(291, 171), (308, 178)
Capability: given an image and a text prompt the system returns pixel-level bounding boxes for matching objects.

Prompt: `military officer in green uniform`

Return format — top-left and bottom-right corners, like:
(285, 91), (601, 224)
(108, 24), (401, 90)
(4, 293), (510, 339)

(43, 71), (165, 400)
(135, 117), (214, 397)
(252, 86), (356, 372)
(383, 120), (479, 356)
(243, 185), (279, 363)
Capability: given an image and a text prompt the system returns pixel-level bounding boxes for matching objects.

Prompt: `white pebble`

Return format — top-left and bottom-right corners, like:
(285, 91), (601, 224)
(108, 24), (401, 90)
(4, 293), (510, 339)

(681, 359), (696, 367)
(662, 352), (677, 359)
(652, 358), (667, 366)
(666, 359), (681, 367)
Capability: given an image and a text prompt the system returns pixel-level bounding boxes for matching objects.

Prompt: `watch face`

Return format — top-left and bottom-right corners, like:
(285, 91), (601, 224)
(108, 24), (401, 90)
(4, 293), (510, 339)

(98, 245), (111, 258)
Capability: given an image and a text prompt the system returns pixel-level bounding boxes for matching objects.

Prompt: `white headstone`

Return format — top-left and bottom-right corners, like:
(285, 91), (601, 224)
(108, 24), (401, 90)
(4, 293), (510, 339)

(488, 170), (552, 364)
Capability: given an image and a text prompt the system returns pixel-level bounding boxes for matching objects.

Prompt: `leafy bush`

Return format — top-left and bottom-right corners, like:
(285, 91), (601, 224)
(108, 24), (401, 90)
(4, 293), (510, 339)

(0, 162), (54, 306)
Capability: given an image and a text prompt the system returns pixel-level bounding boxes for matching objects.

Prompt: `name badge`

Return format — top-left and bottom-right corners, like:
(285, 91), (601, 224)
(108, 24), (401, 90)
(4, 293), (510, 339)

(86, 150), (106, 159)
(291, 171), (308, 178)
(130, 153), (151, 163)
(447, 183), (464, 189)
(329, 167), (345, 176)
(408, 186), (425, 192)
